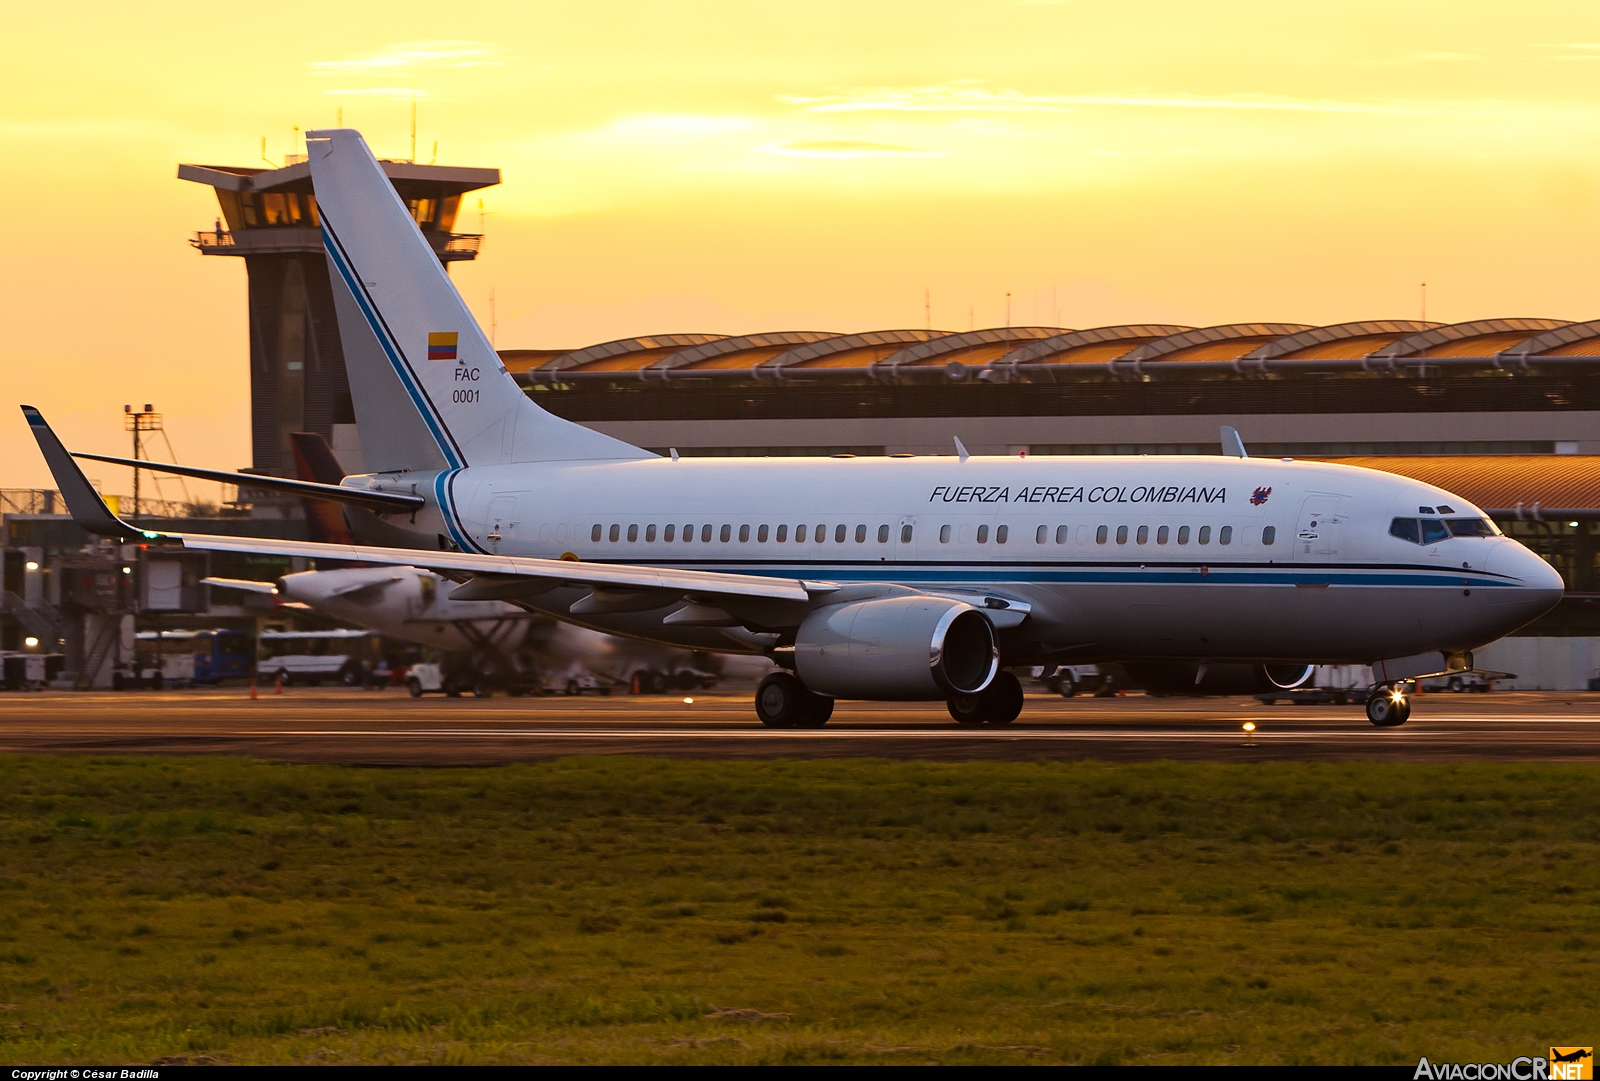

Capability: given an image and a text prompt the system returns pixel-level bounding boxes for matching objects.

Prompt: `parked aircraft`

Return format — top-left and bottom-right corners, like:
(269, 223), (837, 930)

(24, 129), (1563, 728)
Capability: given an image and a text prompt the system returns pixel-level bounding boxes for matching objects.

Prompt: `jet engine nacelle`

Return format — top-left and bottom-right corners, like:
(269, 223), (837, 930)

(793, 596), (998, 700)
(1124, 662), (1317, 697)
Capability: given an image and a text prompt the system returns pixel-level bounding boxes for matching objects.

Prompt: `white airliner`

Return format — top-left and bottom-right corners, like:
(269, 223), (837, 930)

(22, 128), (1563, 728)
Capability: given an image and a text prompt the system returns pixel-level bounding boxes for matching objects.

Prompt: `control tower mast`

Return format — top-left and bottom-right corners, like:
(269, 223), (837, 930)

(179, 149), (499, 478)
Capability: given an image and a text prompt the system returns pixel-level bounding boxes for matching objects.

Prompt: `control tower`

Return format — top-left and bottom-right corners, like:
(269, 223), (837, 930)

(180, 153), (499, 477)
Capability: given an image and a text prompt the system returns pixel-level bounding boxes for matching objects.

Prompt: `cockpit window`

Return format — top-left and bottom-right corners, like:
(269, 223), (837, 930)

(1389, 518), (1420, 543)
(1446, 518), (1496, 537)
(1419, 519), (1450, 545)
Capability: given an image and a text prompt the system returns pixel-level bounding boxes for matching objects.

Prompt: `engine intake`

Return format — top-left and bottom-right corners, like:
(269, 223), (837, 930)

(794, 596), (998, 700)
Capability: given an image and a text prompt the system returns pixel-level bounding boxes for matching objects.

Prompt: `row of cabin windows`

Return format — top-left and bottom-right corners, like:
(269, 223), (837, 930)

(593, 523), (913, 544)
(590, 522), (1271, 547)
(935, 523), (1265, 546)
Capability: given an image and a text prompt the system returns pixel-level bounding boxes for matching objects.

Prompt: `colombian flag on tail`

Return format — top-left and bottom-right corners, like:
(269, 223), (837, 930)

(427, 332), (459, 361)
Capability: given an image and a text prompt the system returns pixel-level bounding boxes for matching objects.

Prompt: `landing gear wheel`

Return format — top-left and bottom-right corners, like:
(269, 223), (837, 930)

(756, 672), (830, 728)
(1058, 677), (1077, 699)
(1366, 687), (1412, 727)
(985, 672), (1024, 725)
(947, 672), (1025, 726)
(947, 693), (988, 725)
(473, 680), (493, 698)
(795, 694), (834, 729)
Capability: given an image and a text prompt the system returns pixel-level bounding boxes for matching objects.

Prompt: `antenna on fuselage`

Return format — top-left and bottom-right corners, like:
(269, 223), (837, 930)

(1220, 426), (1248, 459)
(953, 436), (970, 463)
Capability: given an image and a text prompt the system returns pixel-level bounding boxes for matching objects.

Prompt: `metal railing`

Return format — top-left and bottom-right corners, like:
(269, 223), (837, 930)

(0, 489), (58, 515)
(440, 233), (483, 255)
(190, 230), (236, 250)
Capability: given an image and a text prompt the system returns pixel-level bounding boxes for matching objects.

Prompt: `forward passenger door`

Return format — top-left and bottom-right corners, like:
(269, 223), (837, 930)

(1295, 496), (1346, 560)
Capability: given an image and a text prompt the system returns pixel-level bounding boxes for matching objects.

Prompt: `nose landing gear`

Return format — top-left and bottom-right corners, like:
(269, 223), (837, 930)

(1366, 683), (1412, 727)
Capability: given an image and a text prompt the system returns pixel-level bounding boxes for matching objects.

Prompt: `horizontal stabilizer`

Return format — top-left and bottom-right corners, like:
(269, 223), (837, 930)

(68, 451), (423, 512)
(201, 576), (277, 595)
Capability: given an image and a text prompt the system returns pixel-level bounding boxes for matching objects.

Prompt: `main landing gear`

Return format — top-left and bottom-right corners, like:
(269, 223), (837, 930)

(755, 672), (835, 728)
(1366, 683), (1412, 727)
(948, 671), (1025, 726)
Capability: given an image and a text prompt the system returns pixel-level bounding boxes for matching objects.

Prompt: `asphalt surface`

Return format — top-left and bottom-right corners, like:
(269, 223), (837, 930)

(1, 686), (1599, 765)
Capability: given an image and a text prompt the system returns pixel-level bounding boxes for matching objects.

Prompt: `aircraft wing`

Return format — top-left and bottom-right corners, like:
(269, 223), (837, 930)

(68, 449), (424, 513)
(177, 533), (816, 603)
(25, 405), (818, 609)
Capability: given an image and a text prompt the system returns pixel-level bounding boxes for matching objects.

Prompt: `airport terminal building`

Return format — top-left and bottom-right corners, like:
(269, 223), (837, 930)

(6, 155), (1600, 688)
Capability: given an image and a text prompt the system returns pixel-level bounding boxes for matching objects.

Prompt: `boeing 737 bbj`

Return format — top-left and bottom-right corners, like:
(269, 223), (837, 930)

(23, 129), (1564, 728)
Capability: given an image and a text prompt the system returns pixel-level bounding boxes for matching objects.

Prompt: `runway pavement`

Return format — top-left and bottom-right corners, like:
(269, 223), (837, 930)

(1, 686), (1598, 765)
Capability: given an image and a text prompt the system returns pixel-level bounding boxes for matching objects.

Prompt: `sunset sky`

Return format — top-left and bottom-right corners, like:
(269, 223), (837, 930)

(4, 1), (1600, 490)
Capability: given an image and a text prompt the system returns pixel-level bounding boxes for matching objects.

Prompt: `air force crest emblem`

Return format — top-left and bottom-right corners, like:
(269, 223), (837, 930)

(1250, 486), (1272, 506)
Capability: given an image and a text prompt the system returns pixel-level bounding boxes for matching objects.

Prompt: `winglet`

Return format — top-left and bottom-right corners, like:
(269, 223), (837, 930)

(954, 436), (970, 463)
(20, 406), (145, 539)
(1220, 425), (1248, 459)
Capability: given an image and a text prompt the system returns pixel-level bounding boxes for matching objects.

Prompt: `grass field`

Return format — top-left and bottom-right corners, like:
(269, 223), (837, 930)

(0, 754), (1596, 1065)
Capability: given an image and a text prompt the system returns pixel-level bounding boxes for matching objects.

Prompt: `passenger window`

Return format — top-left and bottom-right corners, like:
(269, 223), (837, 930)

(609, 524), (620, 542)
(996, 525), (1008, 544)
(1177, 525), (1190, 545)
(835, 524), (847, 543)
(1420, 519), (1450, 545)
(1199, 525), (1211, 545)
(1446, 518), (1493, 537)
(1056, 525), (1068, 544)
(1262, 525), (1275, 545)
(627, 524), (638, 542)
(1116, 525), (1128, 544)
(1036, 525), (1047, 544)
(902, 524), (913, 543)
(1157, 525), (1169, 544)
(646, 524), (656, 542)
(795, 525), (806, 542)
(1136, 525), (1148, 544)
(720, 525), (731, 543)
(741, 525), (752, 542)
(1096, 525), (1108, 544)
(684, 524), (694, 541)
(591, 524), (602, 542)
(940, 525), (951, 543)
(702, 525), (713, 542)
(664, 524), (676, 542)
(816, 524), (826, 542)
(855, 524), (866, 543)
(777, 524), (788, 542)
(878, 524), (889, 543)
(977, 525), (989, 544)
(1220, 526), (1233, 545)
(758, 525), (768, 542)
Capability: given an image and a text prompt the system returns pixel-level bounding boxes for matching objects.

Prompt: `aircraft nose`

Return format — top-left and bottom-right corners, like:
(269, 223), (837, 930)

(1484, 539), (1564, 616)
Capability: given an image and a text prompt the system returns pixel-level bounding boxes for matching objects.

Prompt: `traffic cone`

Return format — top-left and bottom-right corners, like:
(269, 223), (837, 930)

(250, 682), (258, 700)
(273, 672), (283, 695)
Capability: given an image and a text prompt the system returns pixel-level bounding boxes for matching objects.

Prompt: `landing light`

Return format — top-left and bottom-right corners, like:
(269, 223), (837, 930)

(1390, 687), (1406, 703)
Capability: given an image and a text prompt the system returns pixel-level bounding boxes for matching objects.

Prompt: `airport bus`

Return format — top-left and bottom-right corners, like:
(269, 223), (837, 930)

(258, 628), (383, 686)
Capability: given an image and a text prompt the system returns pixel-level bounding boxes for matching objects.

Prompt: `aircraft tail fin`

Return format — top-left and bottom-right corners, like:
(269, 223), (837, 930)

(21, 406), (141, 539)
(305, 129), (651, 472)
(290, 432), (355, 546)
